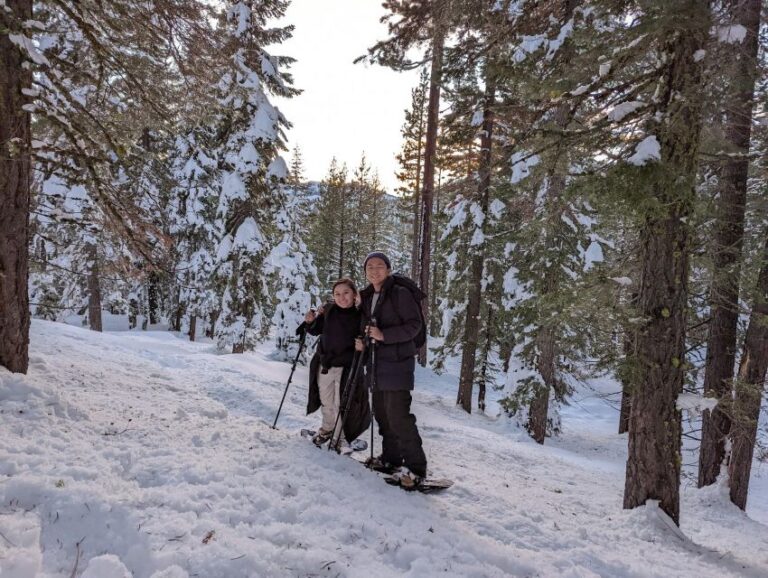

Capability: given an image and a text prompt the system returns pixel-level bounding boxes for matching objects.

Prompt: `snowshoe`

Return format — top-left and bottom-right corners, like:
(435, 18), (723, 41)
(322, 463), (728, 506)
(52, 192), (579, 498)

(383, 469), (453, 494)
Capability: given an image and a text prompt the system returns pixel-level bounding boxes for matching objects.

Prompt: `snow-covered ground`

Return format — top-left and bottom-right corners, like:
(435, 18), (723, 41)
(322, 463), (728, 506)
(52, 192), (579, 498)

(0, 320), (766, 577)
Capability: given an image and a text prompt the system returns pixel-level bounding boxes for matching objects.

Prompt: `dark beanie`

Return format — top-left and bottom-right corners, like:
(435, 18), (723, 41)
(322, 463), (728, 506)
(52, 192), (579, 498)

(363, 251), (391, 270)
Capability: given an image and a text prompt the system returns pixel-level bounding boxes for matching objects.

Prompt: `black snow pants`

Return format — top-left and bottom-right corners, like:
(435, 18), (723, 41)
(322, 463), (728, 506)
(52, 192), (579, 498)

(373, 390), (427, 478)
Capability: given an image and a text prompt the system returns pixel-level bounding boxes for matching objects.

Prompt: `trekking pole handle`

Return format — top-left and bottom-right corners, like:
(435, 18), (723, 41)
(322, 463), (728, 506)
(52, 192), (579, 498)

(367, 317), (378, 347)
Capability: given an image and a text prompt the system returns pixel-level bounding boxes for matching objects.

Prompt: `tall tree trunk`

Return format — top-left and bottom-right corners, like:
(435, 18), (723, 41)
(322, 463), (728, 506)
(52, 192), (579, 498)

(728, 234), (768, 510)
(457, 74), (495, 413)
(410, 109), (424, 280)
(206, 310), (218, 339)
(624, 4), (708, 526)
(0, 0), (32, 374)
(148, 271), (160, 325)
(87, 244), (103, 332)
(478, 305), (494, 413)
(417, 25), (444, 367)
(172, 286), (183, 332)
(429, 171), (442, 337)
(698, 0), (760, 488)
(530, 239), (562, 444)
(338, 190), (345, 280)
(500, 340), (513, 374)
(188, 314), (197, 342)
(619, 292), (638, 435)
(525, 0), (580, 440)
(527, 99), (570, 443)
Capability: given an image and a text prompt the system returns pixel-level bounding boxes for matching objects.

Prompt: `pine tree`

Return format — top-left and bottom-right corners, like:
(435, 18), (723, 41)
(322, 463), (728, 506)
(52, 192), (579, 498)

(2, 0), (34, 372)
(698, 0), (762, 489)
(307, 158), (350, 288)
(170, 125), (221, 340)
(618, 1), (710, 526)
(728, 228), (768, 509)
(3, 0), (222, 372)
(266, 188), (320, 360)
(396, 69), (430, 278)
(363, 0), (460, 365)
(288, 144), (305, 185)
(211, 1), (296, 353)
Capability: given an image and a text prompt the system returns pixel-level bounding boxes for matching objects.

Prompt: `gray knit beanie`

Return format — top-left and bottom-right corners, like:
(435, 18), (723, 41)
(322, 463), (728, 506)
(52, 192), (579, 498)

(363, 251), (391, 270)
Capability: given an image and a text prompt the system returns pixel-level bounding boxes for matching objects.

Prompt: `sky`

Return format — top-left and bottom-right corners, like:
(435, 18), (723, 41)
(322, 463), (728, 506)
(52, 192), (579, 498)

(274, 0), (421, 193)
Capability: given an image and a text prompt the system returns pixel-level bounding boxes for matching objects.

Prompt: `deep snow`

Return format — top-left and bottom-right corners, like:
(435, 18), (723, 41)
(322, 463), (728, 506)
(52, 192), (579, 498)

(0, 319), (766, 577)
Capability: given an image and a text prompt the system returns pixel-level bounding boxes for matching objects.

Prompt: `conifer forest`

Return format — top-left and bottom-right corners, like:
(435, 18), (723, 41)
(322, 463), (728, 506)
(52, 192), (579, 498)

(2, 1), (768, 576)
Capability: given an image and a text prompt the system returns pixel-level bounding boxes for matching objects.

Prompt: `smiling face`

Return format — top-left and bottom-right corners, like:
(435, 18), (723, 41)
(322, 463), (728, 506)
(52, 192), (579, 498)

(365, 257), (390, 289)
(333, 283), (356, 309)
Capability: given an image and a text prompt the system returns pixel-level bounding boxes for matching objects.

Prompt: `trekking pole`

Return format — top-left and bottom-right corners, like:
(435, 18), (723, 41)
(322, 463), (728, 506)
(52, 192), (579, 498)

(368, 318), (378, 464)
(271, 329), (307, 429)
(329, 347), (365, 452)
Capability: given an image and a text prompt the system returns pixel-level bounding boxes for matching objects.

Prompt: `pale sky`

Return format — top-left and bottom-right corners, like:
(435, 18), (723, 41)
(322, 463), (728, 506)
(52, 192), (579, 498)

(274, 0), (421, 193)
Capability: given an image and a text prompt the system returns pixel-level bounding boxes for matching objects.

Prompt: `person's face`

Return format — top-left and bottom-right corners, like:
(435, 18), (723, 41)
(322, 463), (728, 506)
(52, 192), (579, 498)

(333, 284), (356, 309)
(365, 258), (390, 287)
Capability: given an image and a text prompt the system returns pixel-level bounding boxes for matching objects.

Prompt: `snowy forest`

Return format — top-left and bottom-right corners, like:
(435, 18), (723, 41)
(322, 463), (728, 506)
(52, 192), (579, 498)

(2, 0), (768, 576)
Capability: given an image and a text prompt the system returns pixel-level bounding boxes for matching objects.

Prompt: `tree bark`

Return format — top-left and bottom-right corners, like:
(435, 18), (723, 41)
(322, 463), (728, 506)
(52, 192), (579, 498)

(529, 319), (557, 444)
(410, 95), (425, 281)
(417, 25), (444, 367)
(728, 233), (768, 510)
(478, 305), (494, 413)
(527, 97), (570, 442)
(87, 244), (103, 332)
(457, 73), (494, 413)
(206, 310), (218, 339)
(698, 0), (761, 488)
(188, 314), (197, 342)
(619, 293), (638, 435)
(338, 184), (345, 280)
(0, 0), (33, 374)
(500, 340), (513, 374)
(624, 4), (708, 525)
(148, 272), (160, 326)
(429, 171), (442, 337)
(618, 378), (632, 435)
(173, 287), (183, 332)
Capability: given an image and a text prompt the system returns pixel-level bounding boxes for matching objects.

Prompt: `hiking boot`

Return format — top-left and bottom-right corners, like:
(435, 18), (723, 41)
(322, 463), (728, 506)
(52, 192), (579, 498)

(364, 455), (399, 475)
(392, 467), (423, 491)
(312, 431), (332, 447)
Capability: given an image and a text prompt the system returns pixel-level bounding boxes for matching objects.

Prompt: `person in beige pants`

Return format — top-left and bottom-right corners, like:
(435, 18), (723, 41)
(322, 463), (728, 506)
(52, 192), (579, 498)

(305, 278), (361, 446)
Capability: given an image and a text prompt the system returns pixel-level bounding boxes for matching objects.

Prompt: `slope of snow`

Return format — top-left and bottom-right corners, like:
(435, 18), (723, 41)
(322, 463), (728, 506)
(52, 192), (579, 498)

(0, 320), (766, 577)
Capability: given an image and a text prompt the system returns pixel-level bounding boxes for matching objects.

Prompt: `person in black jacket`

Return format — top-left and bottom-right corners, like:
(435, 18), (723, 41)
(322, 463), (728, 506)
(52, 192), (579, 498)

(356, 251), (427, 487)
(305, 278), (362, 446)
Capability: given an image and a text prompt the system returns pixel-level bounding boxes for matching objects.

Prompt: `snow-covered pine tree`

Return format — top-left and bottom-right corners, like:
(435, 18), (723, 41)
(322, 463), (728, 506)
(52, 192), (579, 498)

(494, 1), (604, 440)
(5, 0), (224, 373)
(170, 125), (222, 340)
(211, 0), (296, 353)
(515, 0), (711, 524)
(265, 188), (320, 360)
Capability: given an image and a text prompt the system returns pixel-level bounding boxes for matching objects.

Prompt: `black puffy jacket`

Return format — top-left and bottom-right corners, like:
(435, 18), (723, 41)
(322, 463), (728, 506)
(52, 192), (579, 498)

(359, 275), (422, 391)
(307, 304), (361, 369)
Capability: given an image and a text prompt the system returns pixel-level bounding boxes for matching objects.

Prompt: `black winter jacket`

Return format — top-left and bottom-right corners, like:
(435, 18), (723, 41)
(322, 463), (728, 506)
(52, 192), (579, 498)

(359, 275), (422, 391)
(307, 304), (361, 370)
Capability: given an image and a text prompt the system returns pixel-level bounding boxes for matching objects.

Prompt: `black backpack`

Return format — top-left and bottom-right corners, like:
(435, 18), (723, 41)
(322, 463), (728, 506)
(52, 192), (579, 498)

(390, 273), (428, 348)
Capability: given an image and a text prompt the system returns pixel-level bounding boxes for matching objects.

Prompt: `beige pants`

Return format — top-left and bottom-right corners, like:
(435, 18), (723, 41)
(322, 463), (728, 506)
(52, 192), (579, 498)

(318, 366), (344, 438)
